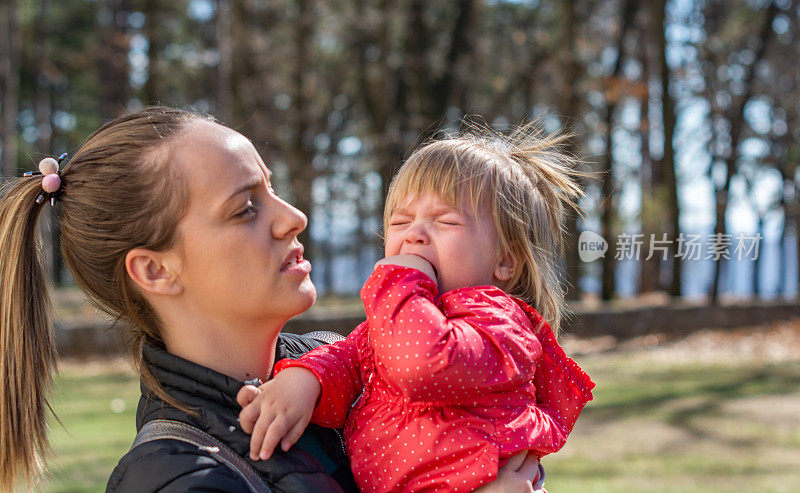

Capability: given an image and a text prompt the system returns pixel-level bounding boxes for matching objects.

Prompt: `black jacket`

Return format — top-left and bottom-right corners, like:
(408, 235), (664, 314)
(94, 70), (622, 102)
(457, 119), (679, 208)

(107, 334), (357, 492)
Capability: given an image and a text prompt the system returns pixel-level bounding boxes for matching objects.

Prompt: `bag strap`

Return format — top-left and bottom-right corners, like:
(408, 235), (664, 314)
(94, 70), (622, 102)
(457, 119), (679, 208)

(303, 330), (345, 345)
(131, 419), (270, 493)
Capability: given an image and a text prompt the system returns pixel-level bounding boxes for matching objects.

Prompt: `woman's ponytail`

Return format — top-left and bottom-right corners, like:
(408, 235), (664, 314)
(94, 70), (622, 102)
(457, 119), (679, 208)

(0, 107), (207, 490)
(0, 177), (59, 490)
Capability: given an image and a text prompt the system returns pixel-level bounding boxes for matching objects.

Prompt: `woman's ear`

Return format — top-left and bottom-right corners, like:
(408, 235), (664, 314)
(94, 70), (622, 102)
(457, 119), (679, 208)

(125, 248), (184, 296)
(494, 249), (517, 283)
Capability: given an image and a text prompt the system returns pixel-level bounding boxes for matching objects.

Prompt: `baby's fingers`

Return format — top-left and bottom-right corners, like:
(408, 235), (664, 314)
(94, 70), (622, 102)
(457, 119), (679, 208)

(252, 415), (290, 461)
(280, 417), (310, 452)
(236, 384), (261, 408)
(239, 400), (262, 435)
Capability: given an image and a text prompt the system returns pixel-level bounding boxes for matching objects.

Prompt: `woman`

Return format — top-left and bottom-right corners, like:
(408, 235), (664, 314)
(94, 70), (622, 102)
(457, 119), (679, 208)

(0, 107), (541, 492)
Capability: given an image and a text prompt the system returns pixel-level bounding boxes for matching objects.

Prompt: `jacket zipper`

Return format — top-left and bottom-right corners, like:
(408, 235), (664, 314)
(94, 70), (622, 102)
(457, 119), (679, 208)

(334, 428), (347, 458)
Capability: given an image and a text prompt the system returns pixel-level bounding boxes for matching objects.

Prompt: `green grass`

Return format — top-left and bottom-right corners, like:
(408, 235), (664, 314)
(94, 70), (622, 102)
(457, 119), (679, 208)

(544, 354), (800, 493)
(40, 352), (800, 492)
(43, 361), (140, 492)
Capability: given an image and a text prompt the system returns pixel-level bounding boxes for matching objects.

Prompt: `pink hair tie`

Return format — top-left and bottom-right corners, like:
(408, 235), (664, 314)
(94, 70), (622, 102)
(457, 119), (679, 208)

(24, 153), (67, 206)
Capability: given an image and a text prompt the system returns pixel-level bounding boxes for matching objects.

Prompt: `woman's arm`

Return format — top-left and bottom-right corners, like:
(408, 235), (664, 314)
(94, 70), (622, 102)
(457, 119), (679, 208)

(473, 452), (543, 493)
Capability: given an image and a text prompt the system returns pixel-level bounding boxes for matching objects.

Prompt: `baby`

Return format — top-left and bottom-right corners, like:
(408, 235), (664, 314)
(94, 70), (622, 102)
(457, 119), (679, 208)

(239, 123), (595, 492)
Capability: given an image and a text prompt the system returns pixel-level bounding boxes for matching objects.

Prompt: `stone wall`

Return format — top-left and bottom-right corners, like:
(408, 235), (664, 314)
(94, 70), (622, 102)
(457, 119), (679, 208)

(55, 298), (799, 357)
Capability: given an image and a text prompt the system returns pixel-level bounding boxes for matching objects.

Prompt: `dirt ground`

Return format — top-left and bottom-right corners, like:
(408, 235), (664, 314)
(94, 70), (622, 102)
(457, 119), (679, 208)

(562, 316), (800, 364)
(545, 317), (800, 492)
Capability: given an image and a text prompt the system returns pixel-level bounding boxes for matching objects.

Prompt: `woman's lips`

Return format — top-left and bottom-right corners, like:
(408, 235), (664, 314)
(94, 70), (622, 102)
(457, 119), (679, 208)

(282, 256), (312, 275)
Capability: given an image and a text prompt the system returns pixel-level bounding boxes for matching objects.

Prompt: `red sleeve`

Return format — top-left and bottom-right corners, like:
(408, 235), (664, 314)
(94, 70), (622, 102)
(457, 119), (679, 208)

(519, 404), (570, 459)
(515, 301), (595, 434)
(361, 264), (542, 403)
(274, 323), (367, 428)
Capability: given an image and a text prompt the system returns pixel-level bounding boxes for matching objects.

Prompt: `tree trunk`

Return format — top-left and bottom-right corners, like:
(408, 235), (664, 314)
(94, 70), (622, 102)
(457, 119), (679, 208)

(709, 3), (777, 303)
(96, 0), (131, 119)
(779, 169), (794, 298)
(600, 97), (617, 301)
(143, 0), (162, 105)
(1, 0), (20, 178)
(776, 164), (795, 298)
(562, 0), (582, 300)
(423, 0), (476, 138)
(796, 207), (800, 299)
(32, 0), (61, 283)
(286, 0), (317, 258)
(655, 0), (682, 298)
(777, 217), (785, 297)
(216, 0), (233, 123)
(753, 215), (763, 298)
(600, 0), (637, 301)
(638, 11), (661, 294)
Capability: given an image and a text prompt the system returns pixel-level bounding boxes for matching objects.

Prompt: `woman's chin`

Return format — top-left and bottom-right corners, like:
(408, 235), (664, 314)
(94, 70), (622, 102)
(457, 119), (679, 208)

(297, 277), (317, 310)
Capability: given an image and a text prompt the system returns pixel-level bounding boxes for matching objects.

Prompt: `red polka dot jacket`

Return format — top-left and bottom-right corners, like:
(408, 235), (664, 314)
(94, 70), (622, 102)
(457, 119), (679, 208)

(276, 264), (595, 492)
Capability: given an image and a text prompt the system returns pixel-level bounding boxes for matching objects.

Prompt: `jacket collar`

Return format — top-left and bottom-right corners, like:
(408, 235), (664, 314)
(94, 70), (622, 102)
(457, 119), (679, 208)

(142, 342), (242, 413)
(138, 333), (325, 426)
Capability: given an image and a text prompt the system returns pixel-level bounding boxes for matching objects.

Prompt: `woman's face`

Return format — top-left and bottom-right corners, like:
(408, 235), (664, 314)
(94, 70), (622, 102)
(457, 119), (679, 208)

(169, 120), (316, 330)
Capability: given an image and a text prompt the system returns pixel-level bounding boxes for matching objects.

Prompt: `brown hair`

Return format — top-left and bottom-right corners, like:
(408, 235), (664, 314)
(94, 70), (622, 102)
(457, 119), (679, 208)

(0, 106), (207, 489)
(385, 121), (590, 336)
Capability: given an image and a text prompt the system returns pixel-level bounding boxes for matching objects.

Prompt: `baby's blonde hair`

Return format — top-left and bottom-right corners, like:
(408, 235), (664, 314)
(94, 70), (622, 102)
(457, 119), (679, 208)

(384, 121), (588, 335)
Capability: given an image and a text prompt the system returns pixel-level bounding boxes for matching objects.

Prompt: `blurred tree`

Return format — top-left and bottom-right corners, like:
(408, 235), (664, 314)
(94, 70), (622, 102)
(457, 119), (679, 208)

(342, 0), (477, 205)
(142, 0), (165, 106)
(215, 0), (233, 122)
(702, 1), (778, 303)
(654, 0), (682, 297)
(599, 0), (638, 301)
(30, 0), (63, 283)
(755, 0), (800, 297)
(3, 0), (797, 301)
(1, 0), (21, 177)
(227, 0), (356, 261)
(561, 0), (582, 301)
(637, 4), (666, 295)
(95, 0), (132, 119)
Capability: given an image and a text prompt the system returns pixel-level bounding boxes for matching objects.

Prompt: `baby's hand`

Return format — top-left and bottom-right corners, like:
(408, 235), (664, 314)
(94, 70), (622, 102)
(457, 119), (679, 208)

(375, 254), (437, 283)
(236, 367), (321, 461)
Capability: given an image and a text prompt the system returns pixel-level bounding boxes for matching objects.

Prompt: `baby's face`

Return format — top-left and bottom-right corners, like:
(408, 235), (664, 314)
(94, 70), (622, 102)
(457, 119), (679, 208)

(384, 192), (505, 293)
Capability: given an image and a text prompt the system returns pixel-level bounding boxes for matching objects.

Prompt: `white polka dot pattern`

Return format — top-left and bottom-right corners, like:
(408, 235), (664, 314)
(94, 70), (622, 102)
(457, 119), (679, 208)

(275, 265), (595, 492)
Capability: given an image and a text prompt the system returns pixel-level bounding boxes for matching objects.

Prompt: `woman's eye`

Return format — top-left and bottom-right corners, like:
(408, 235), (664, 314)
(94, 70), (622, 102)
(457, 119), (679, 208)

(236, 201), (258, 219)
(438, 220), (460, 226)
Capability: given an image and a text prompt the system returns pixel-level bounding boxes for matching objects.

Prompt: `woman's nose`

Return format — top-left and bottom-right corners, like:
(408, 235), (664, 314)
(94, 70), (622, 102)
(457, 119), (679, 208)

(271, 196), (307, 239)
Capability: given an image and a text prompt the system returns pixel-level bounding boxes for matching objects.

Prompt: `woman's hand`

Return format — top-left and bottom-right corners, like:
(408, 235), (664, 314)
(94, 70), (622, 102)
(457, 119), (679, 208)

(375, 254), (437, 283)
(473, 451), (541, 493)
(236, 367), (321, 461)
